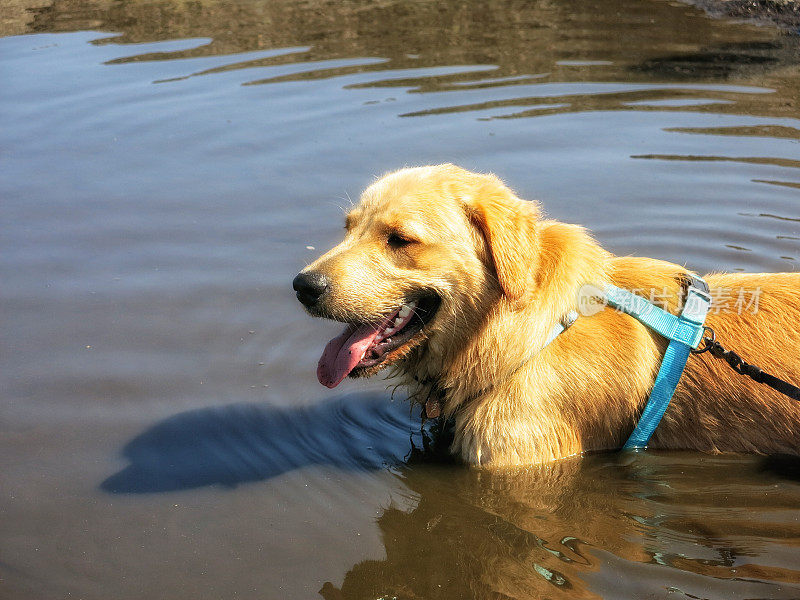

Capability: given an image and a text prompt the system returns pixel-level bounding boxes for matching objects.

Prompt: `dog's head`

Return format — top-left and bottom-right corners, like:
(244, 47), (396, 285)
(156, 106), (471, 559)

(293, 164), (541, 388)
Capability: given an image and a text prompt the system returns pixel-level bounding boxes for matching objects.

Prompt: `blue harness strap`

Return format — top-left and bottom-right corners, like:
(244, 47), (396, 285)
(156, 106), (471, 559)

(604, 276), (712, 450)
(543, 310), (579, 349)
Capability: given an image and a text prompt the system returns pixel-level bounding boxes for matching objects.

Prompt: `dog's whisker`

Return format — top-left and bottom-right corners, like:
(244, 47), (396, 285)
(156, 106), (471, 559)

(326, 198), (347, 211)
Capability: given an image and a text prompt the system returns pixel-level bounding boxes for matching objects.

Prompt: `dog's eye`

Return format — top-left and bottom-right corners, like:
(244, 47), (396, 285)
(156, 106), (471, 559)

(387, 232), (413, 249)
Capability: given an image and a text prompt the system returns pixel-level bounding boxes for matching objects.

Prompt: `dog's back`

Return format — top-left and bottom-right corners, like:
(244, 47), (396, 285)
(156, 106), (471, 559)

(663, 271), (800, 455)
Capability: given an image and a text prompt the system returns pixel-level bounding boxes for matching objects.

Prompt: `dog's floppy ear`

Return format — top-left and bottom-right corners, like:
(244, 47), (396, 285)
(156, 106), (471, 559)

(465, 176), (541, 302)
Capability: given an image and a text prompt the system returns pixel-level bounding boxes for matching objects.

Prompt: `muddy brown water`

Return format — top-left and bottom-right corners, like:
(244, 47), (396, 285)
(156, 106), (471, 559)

(2, 1), (800, 598)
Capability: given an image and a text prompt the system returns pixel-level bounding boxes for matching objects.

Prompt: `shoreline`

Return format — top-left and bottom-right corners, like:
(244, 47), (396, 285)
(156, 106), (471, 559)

(686, 0), (800, 33)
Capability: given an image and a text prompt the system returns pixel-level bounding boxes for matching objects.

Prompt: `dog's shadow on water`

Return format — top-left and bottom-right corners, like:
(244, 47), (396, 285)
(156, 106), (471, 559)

(101, 393), (430, 494)
(102, 391), (800, 495)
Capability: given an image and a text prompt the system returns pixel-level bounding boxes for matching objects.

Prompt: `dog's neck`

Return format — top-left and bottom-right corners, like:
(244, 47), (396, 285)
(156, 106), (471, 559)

(402, 220), (611, 415)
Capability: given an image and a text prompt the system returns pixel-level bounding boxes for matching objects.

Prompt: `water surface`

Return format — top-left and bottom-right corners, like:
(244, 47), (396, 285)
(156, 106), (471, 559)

(2, 0), (800, 598)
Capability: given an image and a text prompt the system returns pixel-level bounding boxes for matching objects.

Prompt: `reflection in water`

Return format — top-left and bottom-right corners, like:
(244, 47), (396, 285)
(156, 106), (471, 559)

(664, 125), (800, 139)
(740, 212), (800, 222)
(12, 0), (800, 119)
(755, 179), (800, 190)
(396, 82), (773, 119)
(8, 0), (800, 193)
(633, 154), (800, 169)
(322, 455), (800, 600)
(101, 394), (800, 600)
(633, 40), (783, 78)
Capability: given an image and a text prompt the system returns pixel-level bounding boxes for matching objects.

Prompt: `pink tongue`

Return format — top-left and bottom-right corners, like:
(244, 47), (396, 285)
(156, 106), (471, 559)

(317, 323), (382, 388)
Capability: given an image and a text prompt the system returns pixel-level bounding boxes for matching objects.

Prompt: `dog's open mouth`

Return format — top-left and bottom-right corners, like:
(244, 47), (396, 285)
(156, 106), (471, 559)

(317, 293), (440, 388)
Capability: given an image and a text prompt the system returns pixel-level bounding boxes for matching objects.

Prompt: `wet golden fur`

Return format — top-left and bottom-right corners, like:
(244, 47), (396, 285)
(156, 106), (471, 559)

(301, 164), (800, 466)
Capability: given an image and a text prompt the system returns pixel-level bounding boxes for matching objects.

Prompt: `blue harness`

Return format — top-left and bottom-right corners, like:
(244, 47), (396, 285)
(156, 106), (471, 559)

(528, 276), (711, 449)
(543, 275), (798, 446)
(604, 276), (712, 449)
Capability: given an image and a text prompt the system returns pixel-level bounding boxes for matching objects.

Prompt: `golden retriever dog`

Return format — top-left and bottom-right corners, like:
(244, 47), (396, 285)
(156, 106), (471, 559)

(293, 164), (800, 466)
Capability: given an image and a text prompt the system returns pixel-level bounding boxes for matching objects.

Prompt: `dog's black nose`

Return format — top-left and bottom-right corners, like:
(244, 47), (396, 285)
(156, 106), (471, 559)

(293, 271), (329, 307)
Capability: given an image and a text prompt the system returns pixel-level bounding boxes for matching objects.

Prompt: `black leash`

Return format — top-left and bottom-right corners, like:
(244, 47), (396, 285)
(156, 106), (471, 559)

(693, 327), (800, 401)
